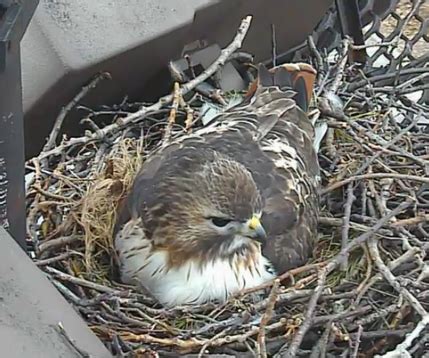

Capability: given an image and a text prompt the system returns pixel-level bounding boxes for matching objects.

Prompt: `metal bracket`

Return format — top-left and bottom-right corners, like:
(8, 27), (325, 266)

(0, 3), (22, 72)
(169, 43), (247, 97)
(0, 0), (39, 251)
(335, 0), (367, 65)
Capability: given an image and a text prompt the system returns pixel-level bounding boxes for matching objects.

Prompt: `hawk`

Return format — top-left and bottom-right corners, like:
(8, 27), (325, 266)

(113, 63), (320, 307)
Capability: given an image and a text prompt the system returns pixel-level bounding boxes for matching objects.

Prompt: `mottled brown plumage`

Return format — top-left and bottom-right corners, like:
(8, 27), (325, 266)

(113, 63), (320, 306)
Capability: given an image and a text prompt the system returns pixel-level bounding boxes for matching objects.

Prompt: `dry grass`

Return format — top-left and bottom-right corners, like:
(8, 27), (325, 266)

(79, 138), (144, 277)
(24, 1), (429, 357)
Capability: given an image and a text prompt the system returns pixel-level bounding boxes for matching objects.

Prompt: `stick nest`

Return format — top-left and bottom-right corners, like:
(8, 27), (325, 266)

(26, 3), (429, 357)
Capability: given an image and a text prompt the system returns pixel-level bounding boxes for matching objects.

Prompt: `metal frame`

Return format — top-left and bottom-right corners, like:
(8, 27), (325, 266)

(0, 227), (113, 357)
(0, 0), (39, 250)
(335, 0), (367, 64)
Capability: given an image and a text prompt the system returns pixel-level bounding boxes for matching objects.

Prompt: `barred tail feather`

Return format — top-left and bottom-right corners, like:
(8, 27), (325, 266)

(254, 63), (317, 113)
(251, 62), (327, 154)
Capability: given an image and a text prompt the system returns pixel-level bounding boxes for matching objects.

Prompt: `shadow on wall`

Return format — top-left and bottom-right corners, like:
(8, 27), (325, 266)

(23, 0), (332, 159)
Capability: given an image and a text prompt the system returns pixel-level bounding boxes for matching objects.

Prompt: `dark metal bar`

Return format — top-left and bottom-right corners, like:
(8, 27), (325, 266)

(0, 0), (39, 251)
(335, 0), (367, 65)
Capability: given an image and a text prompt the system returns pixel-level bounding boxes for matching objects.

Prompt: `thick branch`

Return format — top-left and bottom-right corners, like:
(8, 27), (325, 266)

(37, 16), (253, 161)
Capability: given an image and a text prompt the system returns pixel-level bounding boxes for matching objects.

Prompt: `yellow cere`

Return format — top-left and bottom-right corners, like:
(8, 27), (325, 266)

(249, 215), (261, 230)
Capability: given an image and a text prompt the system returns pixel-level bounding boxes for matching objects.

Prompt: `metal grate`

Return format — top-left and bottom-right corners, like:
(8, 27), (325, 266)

(290, 0), (429, 105)
(362, 0), (428, 67)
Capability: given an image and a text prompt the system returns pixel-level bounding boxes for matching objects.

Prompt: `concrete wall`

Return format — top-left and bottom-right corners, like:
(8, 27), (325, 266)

(20, 0), (333, 158)
(0, 227), (112, 358)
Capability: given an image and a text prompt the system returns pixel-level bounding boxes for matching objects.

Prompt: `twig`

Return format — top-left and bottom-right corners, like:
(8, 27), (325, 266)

(391, 214), (429, 228)
(324, 126), (337, 160)
(197, 330), (230, 358)
(31, 185), (73, 201)
(327, 38), (351, 94)
(120, 320), (285, 349)
(307, 35), (324, 82)
(351, 325), (363, 358)
(163, 82), (181, 144)
(23, 6), (429, 356)
(355, 247), (421, 306)
(321, 39), (349, 163)
(257, 279), (280, 358)
(37, 16), (253, 161)
(181, 96), (195, 133)
(35, 252), (75, 266)
(38, 236), (80, 256)
(354, 304), (401, 328)
(184, 55), (196, 79)
(353, 115), (422, 176)
(321, 173), (429, 195)
(237, 262), (324, 296)
(131, 306), (180, 335)
(350, 328), (412, 340)
(369, 237), (429, 358)
(347, 68), (429, 91)
(285, 267), (328, 357)
(309, 322), (332, 358)
(271, 24), (277, 67)
(318, 216), (392, 236)
(285, 200), (412, 357)
(40, 72), (110, 166)
(50, 279), (82, 305)
(320, 106), (429, 168)
(340, 183), (356, 270)
(57, 322), (91, 358)
(45, 266), (118, 293)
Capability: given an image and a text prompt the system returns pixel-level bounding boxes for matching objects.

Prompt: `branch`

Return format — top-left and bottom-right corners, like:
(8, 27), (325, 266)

(327, 38), (351, 94)
(369, 237), (429, 358)
(319, 106), (428, 168)
(257, 279), (280, 358)
(391, 214), (429, 228)
(45, 266), (118, 294)
(37, 235), (80, 256)
(321, 173), (429, 195)
(37, 15), (253, 161)
(40, 72), (110, 166)
(285, 200), (412, 357)
(351, 325), (364, 358)
(340, 182), (356, 270)
(163, 82), (181, 144)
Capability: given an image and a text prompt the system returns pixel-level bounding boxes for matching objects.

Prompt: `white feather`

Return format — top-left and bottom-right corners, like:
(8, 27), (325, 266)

(115, 219), (275, 307)
(200, 94), (244, 125)
(313, 121), (328, 153)
(261, 139), (297, 157)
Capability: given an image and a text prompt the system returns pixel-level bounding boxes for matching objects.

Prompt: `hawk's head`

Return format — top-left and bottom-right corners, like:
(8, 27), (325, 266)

(140, 150), (266, 266)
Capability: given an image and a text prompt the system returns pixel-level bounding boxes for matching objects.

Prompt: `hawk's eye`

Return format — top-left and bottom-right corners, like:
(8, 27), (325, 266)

(211, 217), (232, 227)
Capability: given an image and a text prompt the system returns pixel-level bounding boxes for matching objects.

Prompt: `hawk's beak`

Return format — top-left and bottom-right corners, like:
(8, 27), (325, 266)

(242, 215), (267, 244)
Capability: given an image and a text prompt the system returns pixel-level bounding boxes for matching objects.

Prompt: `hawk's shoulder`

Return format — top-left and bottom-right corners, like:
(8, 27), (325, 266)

(115, 63), (320, 274)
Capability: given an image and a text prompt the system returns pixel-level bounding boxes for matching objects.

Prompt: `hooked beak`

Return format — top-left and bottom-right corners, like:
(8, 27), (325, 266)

(241, 215), (267, 244)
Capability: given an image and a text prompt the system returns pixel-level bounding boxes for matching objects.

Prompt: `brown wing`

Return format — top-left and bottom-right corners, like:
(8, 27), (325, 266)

(113, 141), (183, 239)
(114, 63), (320, 274)
(212, 64), (320, 273)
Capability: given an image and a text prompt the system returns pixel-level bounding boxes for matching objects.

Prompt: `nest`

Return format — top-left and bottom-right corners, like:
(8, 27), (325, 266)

(26, 2), (429, 357)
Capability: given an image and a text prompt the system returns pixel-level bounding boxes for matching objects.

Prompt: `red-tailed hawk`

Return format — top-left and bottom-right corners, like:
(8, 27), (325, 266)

(113, 63), (320, 307)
